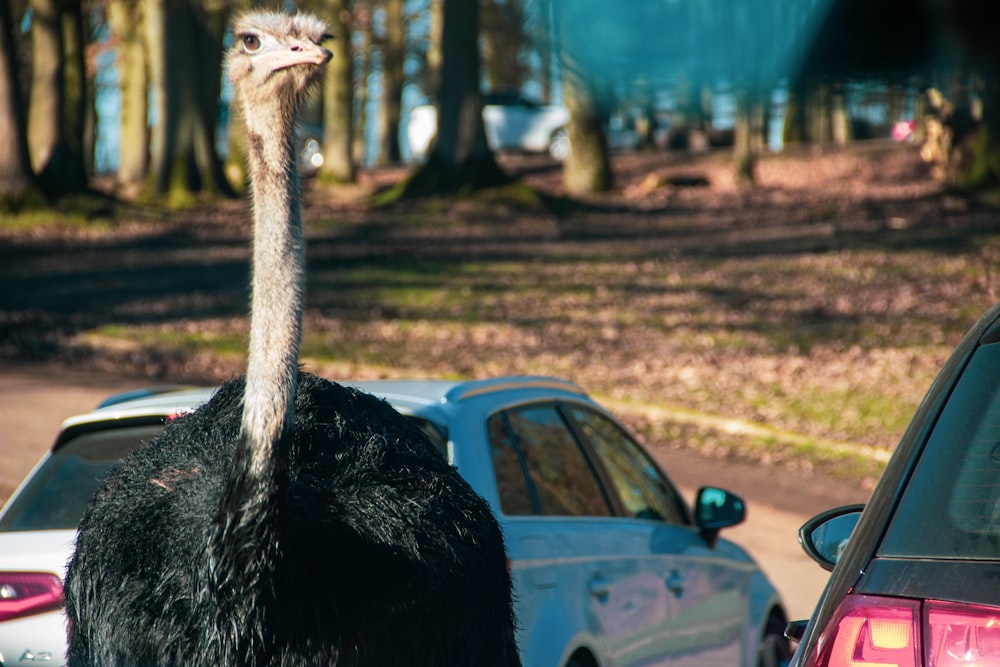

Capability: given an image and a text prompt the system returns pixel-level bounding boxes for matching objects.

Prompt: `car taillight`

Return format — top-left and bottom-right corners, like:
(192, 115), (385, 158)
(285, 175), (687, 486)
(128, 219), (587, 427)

(806, 595), (1000, 667)
(926, 601), (1000, 667)
(0, 572), (63, 622)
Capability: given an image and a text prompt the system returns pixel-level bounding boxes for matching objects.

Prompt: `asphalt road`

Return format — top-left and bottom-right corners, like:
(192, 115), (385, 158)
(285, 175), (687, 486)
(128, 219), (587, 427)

(0, 361), (872, 622)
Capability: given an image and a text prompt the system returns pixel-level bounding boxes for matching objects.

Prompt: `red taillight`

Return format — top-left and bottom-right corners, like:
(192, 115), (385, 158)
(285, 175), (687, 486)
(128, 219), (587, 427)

(926, 601), (1000, 667)
(816, 595), (921, 667)
(807, 595), (1000, 667)
(0, 572), (63, 622)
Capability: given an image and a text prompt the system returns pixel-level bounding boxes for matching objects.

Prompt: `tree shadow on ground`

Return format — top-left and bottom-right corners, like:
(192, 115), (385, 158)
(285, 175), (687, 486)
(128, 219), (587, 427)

(2, 146), (998, 373)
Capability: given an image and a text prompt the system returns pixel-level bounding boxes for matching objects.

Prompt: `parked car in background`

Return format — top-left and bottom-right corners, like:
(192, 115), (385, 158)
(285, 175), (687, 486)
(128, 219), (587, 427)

(788, 299), (1000, 667)
(0, 375), (788, 667)
(408, 92), (573, 161)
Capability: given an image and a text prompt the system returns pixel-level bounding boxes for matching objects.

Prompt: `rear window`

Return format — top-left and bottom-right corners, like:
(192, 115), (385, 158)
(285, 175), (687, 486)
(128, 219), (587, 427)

(0, 424), (163, 532)
(410, 417), (448, 460)
(0, 415), (445, 533)
(880, 342), (1000, 559)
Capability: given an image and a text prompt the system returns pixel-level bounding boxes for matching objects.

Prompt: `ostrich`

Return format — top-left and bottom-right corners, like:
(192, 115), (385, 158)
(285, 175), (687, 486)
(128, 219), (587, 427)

(64, 10), (520, 667)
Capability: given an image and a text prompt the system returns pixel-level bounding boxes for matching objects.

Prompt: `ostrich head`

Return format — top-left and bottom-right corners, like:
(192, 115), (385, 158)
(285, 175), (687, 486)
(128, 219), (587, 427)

(227, 11), (331, 137)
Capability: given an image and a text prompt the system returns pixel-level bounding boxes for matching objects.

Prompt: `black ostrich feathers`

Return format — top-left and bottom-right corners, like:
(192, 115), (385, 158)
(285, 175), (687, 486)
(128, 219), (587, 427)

(65, 372), (520, 666)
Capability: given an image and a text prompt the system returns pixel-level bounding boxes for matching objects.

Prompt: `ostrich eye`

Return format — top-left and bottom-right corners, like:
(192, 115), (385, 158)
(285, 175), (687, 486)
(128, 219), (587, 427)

(241, 34), (261, 52)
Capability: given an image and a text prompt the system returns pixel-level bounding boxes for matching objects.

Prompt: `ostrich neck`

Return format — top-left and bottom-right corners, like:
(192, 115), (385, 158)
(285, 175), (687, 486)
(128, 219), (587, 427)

(241, 109), (304, 474)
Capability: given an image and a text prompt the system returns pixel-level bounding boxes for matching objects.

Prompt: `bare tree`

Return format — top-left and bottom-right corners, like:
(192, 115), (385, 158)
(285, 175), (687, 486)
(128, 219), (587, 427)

(0, 0), (43, 209)
(553, 2), (611, 195)
(144, 0), (233, 202)
(319, 0), (356, 184)
(27, 0), (89, 197)
(423, 0), (442, 96)
(561, 60), (611, 195)
(395, 0), (507, 196)
(733, 89), (766, 185)
(375, 0), (403, 165)
(481, 0), (528, 93)
(531, 0), (552, 103)
(107, 0), (148, 191)
(352, 0), (372, 165)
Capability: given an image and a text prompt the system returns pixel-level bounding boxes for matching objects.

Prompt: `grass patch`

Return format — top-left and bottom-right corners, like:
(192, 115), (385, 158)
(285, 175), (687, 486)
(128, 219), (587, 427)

(0, 208), (118, 233)
(81, 324), (247, 357)
(616, 403), (890, 484)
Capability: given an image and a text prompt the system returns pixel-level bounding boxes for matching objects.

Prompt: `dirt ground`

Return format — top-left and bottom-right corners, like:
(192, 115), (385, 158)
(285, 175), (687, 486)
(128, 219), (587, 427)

(0, 143), (981, 506)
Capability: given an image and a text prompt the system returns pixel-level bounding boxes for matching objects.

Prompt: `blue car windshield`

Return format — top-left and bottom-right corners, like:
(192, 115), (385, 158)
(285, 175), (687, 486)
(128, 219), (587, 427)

(880, 341), (1000, 559)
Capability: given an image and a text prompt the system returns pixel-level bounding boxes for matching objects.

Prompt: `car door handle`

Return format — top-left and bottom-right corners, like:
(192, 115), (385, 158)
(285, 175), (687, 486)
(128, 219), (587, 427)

(666, 570), (685, 598)
(588, 573), (610, 598)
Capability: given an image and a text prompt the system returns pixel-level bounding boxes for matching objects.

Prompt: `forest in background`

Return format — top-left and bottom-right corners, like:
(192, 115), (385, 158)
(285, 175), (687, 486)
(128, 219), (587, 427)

(3, 0), (1000, 213)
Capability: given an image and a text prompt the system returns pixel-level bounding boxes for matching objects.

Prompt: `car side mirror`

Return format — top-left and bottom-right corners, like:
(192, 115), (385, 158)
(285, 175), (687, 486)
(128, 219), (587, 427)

(799, 504), (865, 571)
(695, 486), (746, 548)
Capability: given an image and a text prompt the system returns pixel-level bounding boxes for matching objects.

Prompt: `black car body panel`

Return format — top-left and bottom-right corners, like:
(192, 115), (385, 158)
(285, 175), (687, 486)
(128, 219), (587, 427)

(856, 558), (1000, 608)
(791, 300), (1000, 666)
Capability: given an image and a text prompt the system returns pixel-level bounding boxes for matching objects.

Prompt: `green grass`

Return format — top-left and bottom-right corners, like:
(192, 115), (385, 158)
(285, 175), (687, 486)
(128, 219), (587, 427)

(0, 209), (117, 233)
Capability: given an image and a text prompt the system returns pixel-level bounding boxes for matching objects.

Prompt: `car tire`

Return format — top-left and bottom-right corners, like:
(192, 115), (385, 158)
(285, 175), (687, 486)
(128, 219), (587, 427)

(548, 128), (570, 160)
(757, 616), (792, 667)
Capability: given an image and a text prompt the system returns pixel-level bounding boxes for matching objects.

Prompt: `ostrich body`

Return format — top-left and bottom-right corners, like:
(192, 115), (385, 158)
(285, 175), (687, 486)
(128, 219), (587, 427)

(64, 11), (520, 666)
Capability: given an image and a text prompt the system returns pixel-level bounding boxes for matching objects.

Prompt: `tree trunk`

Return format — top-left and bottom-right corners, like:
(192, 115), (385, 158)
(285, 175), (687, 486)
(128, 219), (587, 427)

(810, 82), (832, 144)
(552, 1), (612, 196)
(536, 0), (551, 103)
(144, 0), (169, 195)
(145, 0), (233, 203)
(481, 0), (527, 92)
(108, 0), (148, 190)
(953, 78), (1000, 191)
(352, 4), (372, 165)
(27, 0), (89, 197)
(27, 0), (61, 172)
(733, 88), (765, 186)
(376, 0), (403, 165)
(668, 74), (711, 150)
(396, 0), (508, 196)
(562, 63), (612, 195)
(424, 0), (442, 96)
(830, 80), (850, 146)
(61, 0), (89, 173)
(783, 82), (808, 145)
(318, 0), (355, 184)
(0, 0), (44, 209)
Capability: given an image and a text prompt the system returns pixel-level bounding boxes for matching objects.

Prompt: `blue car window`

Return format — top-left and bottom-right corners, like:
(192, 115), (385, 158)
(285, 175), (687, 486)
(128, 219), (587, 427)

(566, 405), (688, 524)
(502, 404), (613, 517)
(487, 413), (536, 515)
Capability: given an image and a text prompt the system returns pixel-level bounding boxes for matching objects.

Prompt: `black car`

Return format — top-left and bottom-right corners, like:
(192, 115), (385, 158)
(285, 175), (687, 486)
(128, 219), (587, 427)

(788, 299), (1000, 667)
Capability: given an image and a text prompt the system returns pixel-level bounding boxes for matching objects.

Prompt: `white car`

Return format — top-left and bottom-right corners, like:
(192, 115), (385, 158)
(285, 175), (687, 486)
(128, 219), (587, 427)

(408, 92), (572, 161)
(0, 375), (789, 667)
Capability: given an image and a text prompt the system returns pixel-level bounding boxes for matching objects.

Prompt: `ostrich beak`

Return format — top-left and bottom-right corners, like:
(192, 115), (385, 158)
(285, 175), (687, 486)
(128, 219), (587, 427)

(264, 39), (332, 73)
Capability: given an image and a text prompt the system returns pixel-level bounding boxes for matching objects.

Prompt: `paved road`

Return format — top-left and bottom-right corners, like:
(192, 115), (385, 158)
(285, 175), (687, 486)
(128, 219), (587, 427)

(0, 361), (871, 622)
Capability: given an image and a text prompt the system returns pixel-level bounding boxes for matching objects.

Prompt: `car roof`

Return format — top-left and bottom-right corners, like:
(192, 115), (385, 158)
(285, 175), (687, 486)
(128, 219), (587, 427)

(58, 375), (589, 433)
